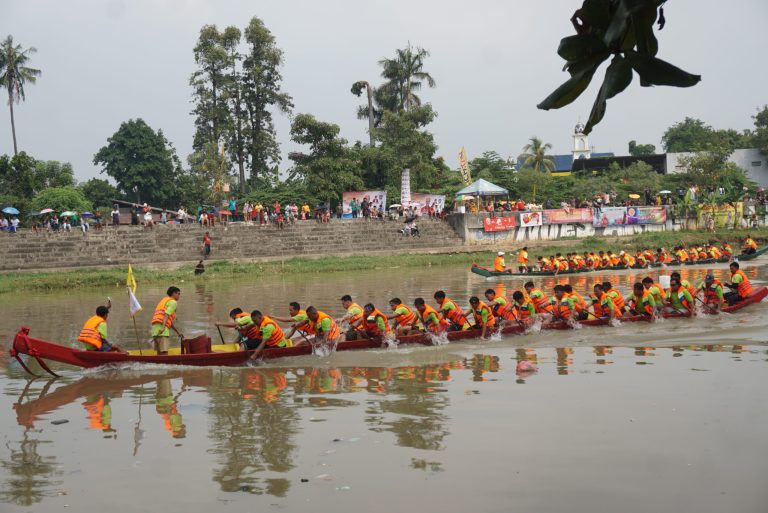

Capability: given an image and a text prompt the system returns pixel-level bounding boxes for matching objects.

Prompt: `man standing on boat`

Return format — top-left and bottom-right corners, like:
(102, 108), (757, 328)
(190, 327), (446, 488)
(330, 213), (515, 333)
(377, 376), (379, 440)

(77, 304), (122, 352)
(151, 287), (183, 355)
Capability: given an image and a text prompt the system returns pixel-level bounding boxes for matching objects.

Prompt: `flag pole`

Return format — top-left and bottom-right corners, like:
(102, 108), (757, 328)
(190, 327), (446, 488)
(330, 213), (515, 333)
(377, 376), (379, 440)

(126, 263), (143, 355)
(131, 306), (143, 356)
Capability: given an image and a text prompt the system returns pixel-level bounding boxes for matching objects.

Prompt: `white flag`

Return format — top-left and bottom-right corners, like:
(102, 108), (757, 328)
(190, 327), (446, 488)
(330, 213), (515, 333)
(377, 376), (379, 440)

(128, 287), (142, 317)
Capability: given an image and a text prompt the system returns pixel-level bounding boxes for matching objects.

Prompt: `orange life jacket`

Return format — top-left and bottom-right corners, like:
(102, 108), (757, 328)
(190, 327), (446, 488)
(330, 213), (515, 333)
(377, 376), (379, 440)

(606, 289), (626, 309)
(312, 311), (341, 340)
(438, 298), (468, 326)
(592, 292), (621, 318)
(631, 290), (654, 316)
(234, 312), (261, 341)
(491, 297), (515, 320)
(392, 304), (417, 326)
(360, 308), (390, 336)
(528, 289), (552, 313)
(702, 280), (723, 304)
(552, 297), (572, 319)
(151, 297), (176, 328)
(732, 269), (753, 298)
(472, 301), (496, 327)
(346, 303), (364, 324)
(260, 316), (286, 347)
(494, 256), (505, 272)
(295, 310), (315, 335)
(77, 315), (106, 349)
(420, 304), (450, 333)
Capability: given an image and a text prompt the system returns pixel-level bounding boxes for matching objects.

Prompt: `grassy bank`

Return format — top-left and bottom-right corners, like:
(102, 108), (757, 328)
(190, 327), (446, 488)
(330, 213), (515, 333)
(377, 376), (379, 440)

(1, 228), (766, 294)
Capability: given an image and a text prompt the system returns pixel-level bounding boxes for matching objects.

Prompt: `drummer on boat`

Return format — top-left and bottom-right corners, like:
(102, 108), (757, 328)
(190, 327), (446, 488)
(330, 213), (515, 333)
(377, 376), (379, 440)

(77, 302), (123, 352)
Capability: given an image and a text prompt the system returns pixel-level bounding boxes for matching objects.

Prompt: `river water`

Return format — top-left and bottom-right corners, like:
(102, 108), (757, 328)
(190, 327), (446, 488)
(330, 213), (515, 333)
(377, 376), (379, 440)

(1, 262), (767, 512)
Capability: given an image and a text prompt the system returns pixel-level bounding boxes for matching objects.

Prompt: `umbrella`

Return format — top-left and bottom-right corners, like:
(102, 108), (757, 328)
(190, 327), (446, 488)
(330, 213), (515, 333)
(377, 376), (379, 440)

(61, 211), (76, 217)
(628, 193), (640, 199)
(81, 212), (95, 217)
(39, 208), (55, 214)
(456, 179), (508, 197)
(659, 190), (672, 195)
(2, 207), (19, 215)
(388, 204), (402, 209)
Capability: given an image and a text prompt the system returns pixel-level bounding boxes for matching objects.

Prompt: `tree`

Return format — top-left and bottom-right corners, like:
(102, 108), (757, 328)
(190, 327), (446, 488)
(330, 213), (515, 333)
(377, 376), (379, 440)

(0, 36), (41, 155)
(662, 117), (752, 153)
(752, 105), (768, 156)
(628, 140), (656, 156)
(519, 137), (555, 173)
(30, 186), (91, 214)
(288, 114), (363, 203)
(186, 141), (232, 206)
(79, 178), (119, 208)
(241, 17), (293, 184)
(468, 151), (518, 192)
(378, 44), (436, 112)
(93, 119), (180, 205)
(350, 81), (375, 147)
(0, 151), (36, 198)
(33, 160), (75, 190)
(538, 0), (700, 134)
(673, 145), (753, 198)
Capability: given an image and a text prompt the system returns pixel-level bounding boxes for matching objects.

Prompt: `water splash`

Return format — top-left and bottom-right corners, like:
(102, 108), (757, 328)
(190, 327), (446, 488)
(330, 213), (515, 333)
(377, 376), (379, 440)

(383, 333), (399, 349)
(489, 330), (503, 341)
(609, 318), (623, 328)
(526, 318), (543, 334)
(427, 332), (450, 346)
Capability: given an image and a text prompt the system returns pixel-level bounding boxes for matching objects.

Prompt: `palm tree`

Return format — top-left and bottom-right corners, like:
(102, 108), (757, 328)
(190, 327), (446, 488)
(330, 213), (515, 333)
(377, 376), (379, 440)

(0, 36), (41, 155)
(520, 137), (555, 173)
(350, 80), (375, 147)
(378, 44), (435, 112)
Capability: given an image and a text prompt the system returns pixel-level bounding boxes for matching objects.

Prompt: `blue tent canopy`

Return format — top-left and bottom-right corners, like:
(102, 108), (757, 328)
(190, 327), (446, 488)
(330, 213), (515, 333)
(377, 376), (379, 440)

(455, 179), (508, 197)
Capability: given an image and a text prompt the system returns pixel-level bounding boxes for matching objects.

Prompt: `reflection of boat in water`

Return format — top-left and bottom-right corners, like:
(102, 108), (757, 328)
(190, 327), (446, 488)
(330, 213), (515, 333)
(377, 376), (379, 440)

(10, 287), (767, 372)
(13, 371), (188, 429)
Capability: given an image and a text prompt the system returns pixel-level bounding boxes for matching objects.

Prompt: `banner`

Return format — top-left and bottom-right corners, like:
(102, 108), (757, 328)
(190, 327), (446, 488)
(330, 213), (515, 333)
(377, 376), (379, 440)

(341, 191), (387, 219)
(627, 206), (667, 225)
(543, 208), (592, 224)
(519, 211), (543, 227)
(593, 207), (627, 227)
(483, 216), (516, 232)
(410, 193), (445, 215)
(458, 147), (472, 185)
(697, 202), (744, 228)
(400, 169), (411, 206)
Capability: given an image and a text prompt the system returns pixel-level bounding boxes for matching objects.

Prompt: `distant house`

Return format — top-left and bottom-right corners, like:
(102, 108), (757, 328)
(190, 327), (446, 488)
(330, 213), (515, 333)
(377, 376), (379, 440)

(666, 148), (768, 187)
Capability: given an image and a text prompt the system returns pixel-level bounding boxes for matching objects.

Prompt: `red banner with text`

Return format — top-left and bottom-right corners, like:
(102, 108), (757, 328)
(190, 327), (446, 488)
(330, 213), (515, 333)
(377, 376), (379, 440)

(483, 216), (516, 232)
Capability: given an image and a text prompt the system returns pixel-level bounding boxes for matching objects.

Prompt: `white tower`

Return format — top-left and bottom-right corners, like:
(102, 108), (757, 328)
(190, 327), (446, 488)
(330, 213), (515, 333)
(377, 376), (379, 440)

(572, 121), (591, 160)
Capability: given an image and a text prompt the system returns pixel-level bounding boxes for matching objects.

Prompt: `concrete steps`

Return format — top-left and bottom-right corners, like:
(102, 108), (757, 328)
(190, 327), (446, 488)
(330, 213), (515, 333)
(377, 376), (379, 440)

(0, 219), (464, 271)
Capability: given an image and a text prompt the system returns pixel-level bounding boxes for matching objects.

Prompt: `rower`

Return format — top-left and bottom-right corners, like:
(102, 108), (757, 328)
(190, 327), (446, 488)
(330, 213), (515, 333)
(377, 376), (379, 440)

(151, 286), (183, 355)
(743, 235), (758, 255)
(722, 243), (733, 257)
(591, 284), (621, 321)
(669, 271), (696, 298)
(550, 285), (575, 323)
(468, 296), (495, 339)
(414, 298), (449, 335)
(353, 303), (390, 339)
(511, 291), (535, 325)
(562, 284), (588, 320)
(215, 308), (262, 350)
(306, 306), (342, 346)
(77, 304), (122, 352)
(697, 273), (725, 311)
(602, 282), (627, 313)
(389, 298), (419, 336)
(628, 282), (656, 318)
(271, 302), (313, 344)
(642, 277), (666, 310)
(494, 251), (512, 273)
(517, 246), (529, 273)
(433, 291), (471, 331)
(248, 310), (290, 359)
(524, 281), (552, 314)
(484, 288), (515, 324)
(724, 261), (753, 305)
(338, 295), (364, 328)
(664, 278), (694, 315)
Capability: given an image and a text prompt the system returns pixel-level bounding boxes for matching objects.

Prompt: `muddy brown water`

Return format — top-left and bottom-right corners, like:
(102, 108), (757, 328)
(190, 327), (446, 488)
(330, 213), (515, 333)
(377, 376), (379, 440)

(1, 262), (767, 513)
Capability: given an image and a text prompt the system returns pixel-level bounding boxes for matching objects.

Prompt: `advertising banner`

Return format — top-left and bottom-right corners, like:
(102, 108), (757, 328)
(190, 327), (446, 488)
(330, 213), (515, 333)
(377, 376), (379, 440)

(483, 216), (516, 232)
(410, 193), (446, 215)
(458, 147), (472, 185)
(519, 211), (543, 227)
(400, 169), (411, 206)
(697, 202), (744, 228)
(543, 208), (593, 224)
(593, 207), (627, 227)
(627, 206), (667, 225)
(341, 191), (387, 219)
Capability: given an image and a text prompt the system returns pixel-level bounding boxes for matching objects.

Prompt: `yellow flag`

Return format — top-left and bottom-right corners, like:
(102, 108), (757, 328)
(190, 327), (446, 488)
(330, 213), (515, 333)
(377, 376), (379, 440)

(126, 263), (137, 294)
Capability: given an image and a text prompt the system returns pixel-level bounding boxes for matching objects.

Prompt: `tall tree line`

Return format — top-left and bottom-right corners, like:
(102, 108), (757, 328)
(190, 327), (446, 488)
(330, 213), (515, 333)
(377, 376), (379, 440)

(190, 17), (293, 194)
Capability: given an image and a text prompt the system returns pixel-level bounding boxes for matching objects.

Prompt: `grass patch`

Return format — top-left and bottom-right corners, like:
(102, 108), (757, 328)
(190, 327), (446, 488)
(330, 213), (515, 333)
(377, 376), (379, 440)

(1, 228), (765, 294)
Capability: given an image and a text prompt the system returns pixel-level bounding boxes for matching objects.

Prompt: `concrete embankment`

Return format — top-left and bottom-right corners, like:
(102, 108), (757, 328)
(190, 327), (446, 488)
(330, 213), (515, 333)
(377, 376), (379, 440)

(0, 218), (467, 272)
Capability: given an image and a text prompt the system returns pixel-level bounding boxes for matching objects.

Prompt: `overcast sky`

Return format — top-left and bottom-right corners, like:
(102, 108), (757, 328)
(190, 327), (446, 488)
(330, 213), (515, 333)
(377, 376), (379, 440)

(1, 0), (766, 182)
